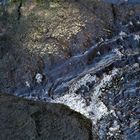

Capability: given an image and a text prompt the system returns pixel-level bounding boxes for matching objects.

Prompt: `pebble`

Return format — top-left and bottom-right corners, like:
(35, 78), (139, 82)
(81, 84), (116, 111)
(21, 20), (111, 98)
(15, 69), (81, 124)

(119, 31), (127, 36)
(133, 34), (140, 42)
(35, 73), (43, 84)
(25, 81), (30, 87)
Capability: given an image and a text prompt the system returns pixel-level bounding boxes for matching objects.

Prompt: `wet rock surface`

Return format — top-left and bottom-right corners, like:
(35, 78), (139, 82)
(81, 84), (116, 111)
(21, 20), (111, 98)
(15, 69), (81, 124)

(0, 93), (94, 140)
(0, 0), (140, 139)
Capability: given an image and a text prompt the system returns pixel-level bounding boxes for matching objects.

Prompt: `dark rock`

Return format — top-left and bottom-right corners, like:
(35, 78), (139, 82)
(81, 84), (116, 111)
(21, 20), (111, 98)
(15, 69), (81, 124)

(0, 93), (95, 140)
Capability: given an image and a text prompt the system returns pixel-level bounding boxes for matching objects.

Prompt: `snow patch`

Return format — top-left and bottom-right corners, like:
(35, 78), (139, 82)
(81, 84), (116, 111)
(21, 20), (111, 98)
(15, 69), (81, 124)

(52, 93), (91, 116)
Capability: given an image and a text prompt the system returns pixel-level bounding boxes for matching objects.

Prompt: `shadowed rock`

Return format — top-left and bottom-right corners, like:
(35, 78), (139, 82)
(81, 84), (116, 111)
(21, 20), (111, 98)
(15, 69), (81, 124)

(0, 93), (95, 140)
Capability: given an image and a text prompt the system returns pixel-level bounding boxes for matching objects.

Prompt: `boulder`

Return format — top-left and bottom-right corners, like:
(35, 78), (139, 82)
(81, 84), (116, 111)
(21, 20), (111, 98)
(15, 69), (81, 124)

(0, 93), (95, 140)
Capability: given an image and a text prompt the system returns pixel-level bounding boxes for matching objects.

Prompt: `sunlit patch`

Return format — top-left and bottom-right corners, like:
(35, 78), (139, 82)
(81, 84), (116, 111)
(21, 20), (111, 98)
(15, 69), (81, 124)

(50, 2), (60, 8)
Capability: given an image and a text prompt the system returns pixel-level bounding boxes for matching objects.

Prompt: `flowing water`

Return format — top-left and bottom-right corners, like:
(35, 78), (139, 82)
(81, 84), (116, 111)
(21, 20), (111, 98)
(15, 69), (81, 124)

(17, 16), (140, 139)
(1, 0), (140, 139)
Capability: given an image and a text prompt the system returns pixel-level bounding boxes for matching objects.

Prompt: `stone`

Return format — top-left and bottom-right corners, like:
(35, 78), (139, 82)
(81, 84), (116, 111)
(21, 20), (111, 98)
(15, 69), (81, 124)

(0, 93), (95, 140)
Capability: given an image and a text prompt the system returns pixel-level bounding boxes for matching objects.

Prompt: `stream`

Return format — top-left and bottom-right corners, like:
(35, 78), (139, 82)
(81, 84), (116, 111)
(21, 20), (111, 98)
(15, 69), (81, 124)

(1, 0), (140, 139)
(14, 14), (140, 139)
